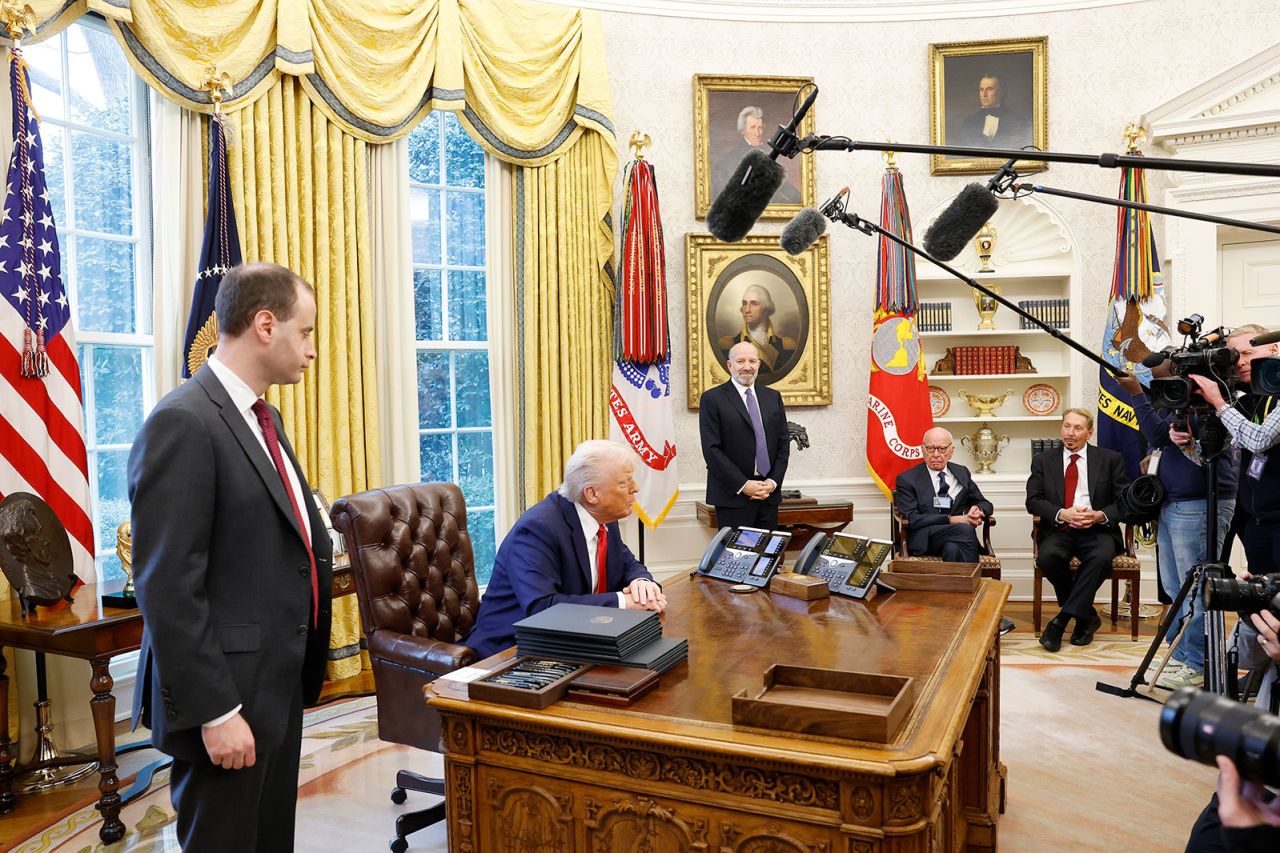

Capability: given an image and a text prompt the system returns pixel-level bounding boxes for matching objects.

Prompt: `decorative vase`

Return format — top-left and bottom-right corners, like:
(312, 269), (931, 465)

(960, 424), (1010, 474)
(973, 281), (1002, 330)
(974, 223), (997, 273)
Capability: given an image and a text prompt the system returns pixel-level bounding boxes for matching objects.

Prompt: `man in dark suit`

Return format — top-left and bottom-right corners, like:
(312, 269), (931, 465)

(128, 263), (333, 852)
(466, 440), (666, 658)
(700, 341), (791, 530)
(1026, 408), (1130, 652)
(895, 427), (993, 562)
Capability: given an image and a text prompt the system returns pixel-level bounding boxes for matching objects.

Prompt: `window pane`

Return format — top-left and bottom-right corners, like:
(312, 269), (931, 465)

(410, 187), (441, 265)
(416, 351), (451, 429)
(92, 346), (144, 444)
(24, 37), (64, 120)
(444, 114), (484, 189)
(70, 130), (133, 234)
(414, 268), (443, 342)
(457, 430), (495, 508)
(419, 432), (454, 484)
(447, 270), (487, 342)
(455, 352), (491, 428)
(95, 449), (130, 582)
(408, 113), (441, 185)
(41, 124), (66, 228)
(68, 26), (131, 134)
(445, 191), (485, 267)
(75, 236), (135, 333)
(467, 509), (496, 586)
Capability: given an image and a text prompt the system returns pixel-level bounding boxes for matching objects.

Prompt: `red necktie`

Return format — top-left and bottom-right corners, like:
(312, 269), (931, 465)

(251, 399), (319, 626)
(1063, 453), (1080, 512)
(595, 523), (608, 594)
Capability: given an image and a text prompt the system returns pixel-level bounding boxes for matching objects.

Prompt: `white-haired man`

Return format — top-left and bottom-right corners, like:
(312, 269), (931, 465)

(465, 440), (666, 658)
(894, 427), (992, 563)
(711, 105), (801, 205)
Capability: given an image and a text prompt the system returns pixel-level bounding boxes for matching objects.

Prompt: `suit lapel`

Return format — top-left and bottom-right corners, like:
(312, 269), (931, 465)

(1048, 451), (1066, 506)
(1086, 447), (1102, 503)
(946, 462), (967, 502)
(725, 382), (754, 430)
(556, 494), (594, 590)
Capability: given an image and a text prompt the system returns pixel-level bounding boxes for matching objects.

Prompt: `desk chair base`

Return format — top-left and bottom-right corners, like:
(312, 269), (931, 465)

(390, 769), (446, 852)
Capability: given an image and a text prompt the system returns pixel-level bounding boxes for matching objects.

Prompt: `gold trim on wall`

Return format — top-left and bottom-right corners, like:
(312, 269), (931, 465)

(693, 74), (816, 220)
(928, 36), (1048, 176)
(686, 233), (831, 408)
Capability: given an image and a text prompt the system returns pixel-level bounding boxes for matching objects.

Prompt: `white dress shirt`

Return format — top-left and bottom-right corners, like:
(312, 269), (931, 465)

(730, 377), (776, 488)
(1054, 444), (1104, 525)
(927, 465), (959, 499)
(574, 502), (627, 608)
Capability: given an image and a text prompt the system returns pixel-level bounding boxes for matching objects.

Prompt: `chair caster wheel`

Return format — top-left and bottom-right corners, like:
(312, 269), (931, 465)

(391, 786), (407, 805)
(390, 838), (408, 853)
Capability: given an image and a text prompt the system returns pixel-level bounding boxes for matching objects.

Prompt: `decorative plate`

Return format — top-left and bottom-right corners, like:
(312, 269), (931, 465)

(928, 385), (950, 418)
(1023, 383), (1061, 416)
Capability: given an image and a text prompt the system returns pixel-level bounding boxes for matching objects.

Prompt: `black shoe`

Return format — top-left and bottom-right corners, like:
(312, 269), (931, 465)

(1070, 610), (1102, 646)
(998, 617), (1016, 636)
(1039, 614), (1068, 652)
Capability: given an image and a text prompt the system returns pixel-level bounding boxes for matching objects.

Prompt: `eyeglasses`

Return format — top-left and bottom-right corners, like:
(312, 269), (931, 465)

(923, 445), (952, 454)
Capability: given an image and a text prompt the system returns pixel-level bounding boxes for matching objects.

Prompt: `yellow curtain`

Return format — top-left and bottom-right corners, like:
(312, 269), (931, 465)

(0, 578), (14, 742)
(223, 79), (379, 679)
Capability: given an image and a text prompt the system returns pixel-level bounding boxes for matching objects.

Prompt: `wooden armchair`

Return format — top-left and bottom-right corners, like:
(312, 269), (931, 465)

(889, 498), (1002, 581)
(1030, 516), (1142, 641)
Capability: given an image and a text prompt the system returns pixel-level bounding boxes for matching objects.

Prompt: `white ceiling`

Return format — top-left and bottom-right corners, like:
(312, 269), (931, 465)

(539, 0), (1147, 23)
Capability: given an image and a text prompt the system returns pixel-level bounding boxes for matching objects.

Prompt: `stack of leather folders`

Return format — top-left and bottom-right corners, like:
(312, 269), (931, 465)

(514, 603), (688, 674)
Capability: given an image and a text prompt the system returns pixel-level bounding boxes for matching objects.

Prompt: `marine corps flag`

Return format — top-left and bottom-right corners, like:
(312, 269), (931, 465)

(1097, 156), (1170, 480)
(608, 158), (678, 526)
(866, 167), (932, 499)
(181, 119), (242, 378)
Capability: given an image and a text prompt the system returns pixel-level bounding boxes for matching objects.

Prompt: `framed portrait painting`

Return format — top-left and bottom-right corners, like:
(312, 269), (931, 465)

(929, 37), (1048, 176)
(686, 234), (831, 407)
(693, 74), (816, 220)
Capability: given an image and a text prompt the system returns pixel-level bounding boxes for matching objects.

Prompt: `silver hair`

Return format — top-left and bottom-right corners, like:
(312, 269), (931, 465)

(557, 440), (632, 503)
(1231, 323), (1270, 339)
(742, 283), (776, 316)
(737, 106), (763, 133)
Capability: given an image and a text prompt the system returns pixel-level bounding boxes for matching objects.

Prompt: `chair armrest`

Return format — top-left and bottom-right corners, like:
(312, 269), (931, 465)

(368, 629), (478, 677)
(891, 504), (909, 557)
(981, 515), (997, 558)
(1030, 515), (1041, 561)
(1123, 522), (1137, 558)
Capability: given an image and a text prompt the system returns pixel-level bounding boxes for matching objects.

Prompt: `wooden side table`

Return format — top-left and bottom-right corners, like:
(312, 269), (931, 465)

(695, 498), (854, 550)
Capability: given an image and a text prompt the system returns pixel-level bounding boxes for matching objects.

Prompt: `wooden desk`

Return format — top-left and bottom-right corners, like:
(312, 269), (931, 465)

(430, 574), (1008, 852)
(695, 499), (854, 549)
(0, 581), (142, 843)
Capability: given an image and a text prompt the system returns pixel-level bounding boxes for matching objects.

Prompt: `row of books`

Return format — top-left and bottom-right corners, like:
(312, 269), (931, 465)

(953, 345), (1021, 375)
(918, 301), (952, 332)
(1018, 299), (1070, 330)
(1030, 438), (1065, 456)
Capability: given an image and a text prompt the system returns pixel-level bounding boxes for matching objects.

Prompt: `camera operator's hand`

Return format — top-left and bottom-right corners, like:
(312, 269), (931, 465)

(1215, 755), (1280, 830)
(1189, 374), (1228, 409)
(1249, 610), (1280, 663)
(1116, 371), (1144, 397)
(1169, 425), (1194, 447)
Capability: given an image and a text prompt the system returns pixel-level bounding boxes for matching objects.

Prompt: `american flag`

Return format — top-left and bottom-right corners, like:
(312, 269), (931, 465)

(181, 118), (241, 378)
(0, 48), (94, 581)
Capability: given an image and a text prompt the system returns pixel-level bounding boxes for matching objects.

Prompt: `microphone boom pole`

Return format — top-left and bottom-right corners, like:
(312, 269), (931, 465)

(1012, 182), (1280, 237)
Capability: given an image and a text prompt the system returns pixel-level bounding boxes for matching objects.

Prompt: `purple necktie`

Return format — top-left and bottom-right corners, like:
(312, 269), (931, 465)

(744, 388), (770, 477)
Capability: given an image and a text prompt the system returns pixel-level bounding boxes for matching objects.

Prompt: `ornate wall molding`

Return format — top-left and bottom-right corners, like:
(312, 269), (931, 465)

(1200, 72), (1280, 118)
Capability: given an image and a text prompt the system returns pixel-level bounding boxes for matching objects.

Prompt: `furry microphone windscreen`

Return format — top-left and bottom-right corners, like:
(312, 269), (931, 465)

(707, 149), (785, 243)
(779, 208), (827, 256)
(921, 184), (1000, 261)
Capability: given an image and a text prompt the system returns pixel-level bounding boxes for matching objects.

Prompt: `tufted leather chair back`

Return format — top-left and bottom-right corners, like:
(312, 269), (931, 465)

(331, 482), (480, 750)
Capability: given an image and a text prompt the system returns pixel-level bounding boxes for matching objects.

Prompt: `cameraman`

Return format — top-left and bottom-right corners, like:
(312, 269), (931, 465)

(1117, 369), (1237, 688)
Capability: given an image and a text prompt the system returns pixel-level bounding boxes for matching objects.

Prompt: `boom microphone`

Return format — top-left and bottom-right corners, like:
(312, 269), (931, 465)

(779, 187), (849, 255)
(707, 85), (819, 243)
(1250, 329), (1280, 347)
(921, 184), (1000, 261)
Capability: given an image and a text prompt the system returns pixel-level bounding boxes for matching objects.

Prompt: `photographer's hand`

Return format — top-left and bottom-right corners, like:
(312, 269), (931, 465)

(1169, 425), (1194, 447)
(1249, 611), (1280, 663)
(1188, 374), (1228, 410)
(1116, 371), (1144, 397)
(1215, 755), (1280, 829)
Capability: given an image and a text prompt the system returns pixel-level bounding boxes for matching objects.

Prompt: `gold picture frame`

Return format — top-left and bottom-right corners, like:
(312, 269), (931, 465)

(693, 74), (816, 220)
(686, 233), (830, 408)
(929, 36), (1048, 176)
(310, 488), (350, 565)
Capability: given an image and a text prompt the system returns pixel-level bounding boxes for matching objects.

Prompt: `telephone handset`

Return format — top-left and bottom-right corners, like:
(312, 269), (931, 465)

(696, 526), (791, 587)
(793, 532), (893, 600)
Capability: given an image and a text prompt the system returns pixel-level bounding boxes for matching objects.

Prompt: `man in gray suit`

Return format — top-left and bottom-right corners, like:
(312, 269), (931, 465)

(128, 262), (333, 851)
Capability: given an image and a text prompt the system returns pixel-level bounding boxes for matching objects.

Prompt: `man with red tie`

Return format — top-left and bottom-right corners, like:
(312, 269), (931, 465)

(1026, 408), (1130, 652)
(465, 440), (666, 659)
(128, 263), (332, 851)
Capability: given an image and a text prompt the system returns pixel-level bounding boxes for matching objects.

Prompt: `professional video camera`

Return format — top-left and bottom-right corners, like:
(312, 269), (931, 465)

(1204, 572), (1280, 619)
(1145, 314), (1239, 413)
(1160, 686), (1280, 786)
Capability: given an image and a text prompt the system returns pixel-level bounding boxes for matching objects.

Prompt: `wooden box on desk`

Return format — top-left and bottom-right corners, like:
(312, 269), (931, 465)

(769, 572), (830, 600)
(466, 658), (591, 710)
(881, 559), (980, 592)
(732, 664), (916, 742)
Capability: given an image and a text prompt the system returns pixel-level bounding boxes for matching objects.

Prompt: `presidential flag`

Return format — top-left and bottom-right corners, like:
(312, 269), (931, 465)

(0, 47), (94, 581)
(608, 159), (678, 526)
(181, 118), (242, 378)
(1097, 158), (1170, 479)
(866, 167), (932, 499)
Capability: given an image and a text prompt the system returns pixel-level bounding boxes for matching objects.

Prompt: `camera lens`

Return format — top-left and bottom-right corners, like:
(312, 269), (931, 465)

(1159, 687), (1280, 786)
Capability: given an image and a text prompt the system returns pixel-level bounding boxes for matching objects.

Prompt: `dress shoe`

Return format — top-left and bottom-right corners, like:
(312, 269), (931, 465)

(1039, 614), (1069, 652)
(998, 617), (1016, 636)
(1070, 609), (1103, 646)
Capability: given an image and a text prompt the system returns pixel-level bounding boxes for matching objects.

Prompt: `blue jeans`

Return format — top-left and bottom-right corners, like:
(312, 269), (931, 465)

(1157, 497), (1235, 673)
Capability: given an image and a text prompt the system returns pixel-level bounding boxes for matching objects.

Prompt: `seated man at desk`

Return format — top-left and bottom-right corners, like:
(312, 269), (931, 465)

(466, 440), (667, 658)
(894, 427), (993, 563)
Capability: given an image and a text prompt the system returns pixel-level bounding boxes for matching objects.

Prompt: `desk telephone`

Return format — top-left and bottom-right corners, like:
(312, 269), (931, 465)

(792, 532), (893, 600)
(696, 526), (791, 587)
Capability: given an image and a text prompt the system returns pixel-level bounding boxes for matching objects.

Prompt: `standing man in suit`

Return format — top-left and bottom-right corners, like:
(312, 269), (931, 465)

(128, 263), (333, 851)
(466, 440), (666, 659)
(1026, 408), (1130, 652)
(700, 341), (791, 531)
(895, 427), (993, 562)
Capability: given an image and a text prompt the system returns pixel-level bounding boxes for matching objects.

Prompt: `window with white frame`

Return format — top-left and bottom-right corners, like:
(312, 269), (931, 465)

(408, 112), (498, 583)
(24, 19), (153, 581)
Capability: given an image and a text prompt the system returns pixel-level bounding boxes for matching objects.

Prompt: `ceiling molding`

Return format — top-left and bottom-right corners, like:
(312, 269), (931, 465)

(1145, 41), (1280, 152)
(543, 0), (1146, 23)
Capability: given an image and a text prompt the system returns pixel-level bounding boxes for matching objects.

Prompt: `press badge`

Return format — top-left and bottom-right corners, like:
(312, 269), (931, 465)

(934, 496), (953, 510)
(1248, 452), (1267, 480)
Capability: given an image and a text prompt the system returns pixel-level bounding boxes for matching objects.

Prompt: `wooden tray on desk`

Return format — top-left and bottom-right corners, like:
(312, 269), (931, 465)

(732, 664), (916, 742)
(881, 559), (980, 592)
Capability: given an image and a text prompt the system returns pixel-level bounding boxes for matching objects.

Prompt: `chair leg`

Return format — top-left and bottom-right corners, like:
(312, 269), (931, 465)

(1130, 577), (1140, 642)
(1111, 578), (1120, 627)
(1033, 567), (1043, 636)
(396, 768), (445, 797)
(392, 800), (446, 853)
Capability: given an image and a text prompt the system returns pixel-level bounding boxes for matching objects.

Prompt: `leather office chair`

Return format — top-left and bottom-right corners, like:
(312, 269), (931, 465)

(330, 483), (481, 853)
(1030, 516), (1142, 641)
(889, 494), (1003, 581)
